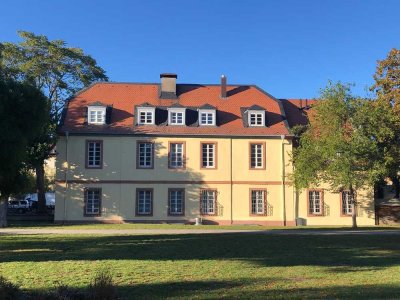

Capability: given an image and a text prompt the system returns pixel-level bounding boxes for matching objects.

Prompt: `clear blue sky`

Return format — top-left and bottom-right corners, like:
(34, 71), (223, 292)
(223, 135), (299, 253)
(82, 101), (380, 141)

(1, 0), (399, 98)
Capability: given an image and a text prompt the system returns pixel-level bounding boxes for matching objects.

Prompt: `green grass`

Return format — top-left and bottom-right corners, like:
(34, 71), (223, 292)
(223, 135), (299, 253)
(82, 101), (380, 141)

(1, 233), (400, 299)
(7, 220), (400, 231)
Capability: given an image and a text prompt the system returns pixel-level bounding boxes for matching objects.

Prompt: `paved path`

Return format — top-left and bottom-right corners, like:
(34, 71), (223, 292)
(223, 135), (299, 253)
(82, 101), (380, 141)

(0, 228), (399, 236)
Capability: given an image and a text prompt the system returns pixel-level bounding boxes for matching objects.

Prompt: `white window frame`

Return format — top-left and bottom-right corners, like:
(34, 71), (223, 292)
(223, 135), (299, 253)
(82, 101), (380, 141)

(169, 142), (184, 168)
(88, 106), (106, 125)
(309, 190), (322, 215)
(137, 142), (153, 168)
(200, 190), (216, 215)
(137, 189), (152, 215)
(199, 109), (216, 126)
(85, 189), (101, 216)
(169, 189), (184, 215)
(87, 141), (102, 168)
(168, 108), (186, 125)
(250, 143), (264, 169)
(251, 190), (266, 215)
(201, 143), (216, 168)
(248, 110), (265, 127)
(137, 107), (155, 125)
(342, 191), (353, 215)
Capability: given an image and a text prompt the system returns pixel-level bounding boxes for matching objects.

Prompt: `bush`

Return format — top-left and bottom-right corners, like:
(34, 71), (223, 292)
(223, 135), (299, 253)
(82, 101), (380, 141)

(0, 275), (20, 300)
(0, 271), (118, 300)
(51, 284), (87, 300)
(88, 269), (117, 300)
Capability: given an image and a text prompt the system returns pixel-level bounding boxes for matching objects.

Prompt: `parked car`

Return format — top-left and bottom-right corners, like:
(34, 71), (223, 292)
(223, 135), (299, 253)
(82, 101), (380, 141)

(24, 192), (55, 209)
(8, 200), (30, 213)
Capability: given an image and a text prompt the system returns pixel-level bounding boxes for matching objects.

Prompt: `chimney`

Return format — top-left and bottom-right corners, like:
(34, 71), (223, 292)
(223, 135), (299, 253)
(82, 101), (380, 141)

(220, 75), (227, 99)
(160, 73), (177, 98)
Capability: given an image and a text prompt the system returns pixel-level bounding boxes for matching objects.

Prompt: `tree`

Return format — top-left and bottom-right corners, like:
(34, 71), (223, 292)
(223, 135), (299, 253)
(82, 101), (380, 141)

(0, 78), (49, 227)
(0, 31), (108, 213)
(371, 48), (400, 198)
(292, 82), (385, 228)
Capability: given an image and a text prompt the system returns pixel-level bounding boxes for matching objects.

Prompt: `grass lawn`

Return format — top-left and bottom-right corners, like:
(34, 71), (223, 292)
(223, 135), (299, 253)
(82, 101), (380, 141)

(7, 220), (400, 231)
(1, 233), (400, 299)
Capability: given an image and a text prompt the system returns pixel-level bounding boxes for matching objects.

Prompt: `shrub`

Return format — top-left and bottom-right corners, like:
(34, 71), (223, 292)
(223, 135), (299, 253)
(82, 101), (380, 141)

(88, 269), (117, 300)
(0, 275), (20, 300)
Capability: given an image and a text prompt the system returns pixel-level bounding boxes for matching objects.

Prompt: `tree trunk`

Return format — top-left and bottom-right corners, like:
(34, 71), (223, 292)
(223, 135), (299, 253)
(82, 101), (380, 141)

(36, 163), (47, 214)
(350, 186), (357, 229)
(0, 196), (8, 227)
(392, 176), (400, 199)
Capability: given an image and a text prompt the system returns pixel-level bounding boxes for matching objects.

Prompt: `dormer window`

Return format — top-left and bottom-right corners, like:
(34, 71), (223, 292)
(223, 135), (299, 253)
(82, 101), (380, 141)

(198, 104), (217, 126)
(168, 108), (186, 125)
(249, 111), (264, 126)
(137, 107), (155, 125)
(199, 111), (216, 126)
(88, 106), (106, 125)
(248, 110), (265, 126)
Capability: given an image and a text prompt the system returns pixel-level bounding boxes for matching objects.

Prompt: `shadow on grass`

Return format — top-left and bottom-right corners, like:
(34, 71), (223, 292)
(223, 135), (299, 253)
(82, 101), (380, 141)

(20, 279), (400, 299)
(121, 281), (400, 299)
(1, 234), (400, 271)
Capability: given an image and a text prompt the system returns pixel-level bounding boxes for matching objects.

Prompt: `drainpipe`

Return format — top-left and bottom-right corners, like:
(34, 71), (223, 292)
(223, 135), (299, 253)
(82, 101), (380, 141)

(230, 137), (233, 225)
(281, 135), (287, 226)
(63, 131), (69, 223)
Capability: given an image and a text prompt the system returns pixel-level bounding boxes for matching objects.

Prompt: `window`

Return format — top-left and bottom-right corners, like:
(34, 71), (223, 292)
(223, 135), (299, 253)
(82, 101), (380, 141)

(201, 143), (216, 169)
(136, 189), (153, 216)
(309, 190), (323, 215)
(200, 112), (214, 125)
(170, 112), (184, 125)
(137, 108), (155, 125)
(200, 189), (217, 215)
(199, 110), (216, 126)
(250, 143), (264, 169)
(248, 111), (264, 126)
(169, 142), (185, 168)
(341, 191), (354, 216)
(250, 189), (266, 215)
(168, 109), (186, 125)
(137, 141), (154, 168)
(168, 189), (184, 215)
(84, 188), (101, 216)
(86, 140), (102, 168)
(88, 107), (106, 124)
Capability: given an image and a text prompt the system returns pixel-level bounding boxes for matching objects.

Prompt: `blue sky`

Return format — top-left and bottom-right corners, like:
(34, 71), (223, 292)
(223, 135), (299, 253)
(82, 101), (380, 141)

(1, 0), (399, 98)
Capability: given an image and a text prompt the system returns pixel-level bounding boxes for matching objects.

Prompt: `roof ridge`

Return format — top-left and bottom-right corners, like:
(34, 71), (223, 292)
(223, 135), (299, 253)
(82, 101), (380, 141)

(94, 81), (255, 87)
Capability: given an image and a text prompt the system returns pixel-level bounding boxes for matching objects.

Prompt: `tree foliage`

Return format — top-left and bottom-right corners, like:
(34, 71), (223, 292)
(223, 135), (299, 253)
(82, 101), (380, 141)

(0, 31), (108, 213)
(1, 31), (108, 118)
(371, 48), (400, 197)
(0, 78), (49, 226)
(372, 48), (400, 110)
(292, 82), (386, 227)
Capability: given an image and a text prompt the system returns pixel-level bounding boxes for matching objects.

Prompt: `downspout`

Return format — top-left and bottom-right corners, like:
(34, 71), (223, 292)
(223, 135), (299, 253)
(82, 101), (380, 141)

(230, 137), (233, 225)
(281, 135), (287, 226)
(63, 131), (69, 223)
(292, 147), (297, 223)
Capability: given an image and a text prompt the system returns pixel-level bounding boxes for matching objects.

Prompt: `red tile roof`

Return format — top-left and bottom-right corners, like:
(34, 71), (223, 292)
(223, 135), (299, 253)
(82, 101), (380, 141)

(280, 99), (316, 128)
(60, 82), (310, 137)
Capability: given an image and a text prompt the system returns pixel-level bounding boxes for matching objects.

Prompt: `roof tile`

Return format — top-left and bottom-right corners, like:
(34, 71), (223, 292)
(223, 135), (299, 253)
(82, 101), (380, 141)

(61, 82), (298, 136)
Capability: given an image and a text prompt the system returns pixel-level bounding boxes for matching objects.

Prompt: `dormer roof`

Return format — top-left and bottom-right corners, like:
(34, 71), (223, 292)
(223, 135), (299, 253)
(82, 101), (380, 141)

(87, 101), (107, 107)
(199, 103), (217, 110)
(137, 102), (155, 108)
(247, 104), (265, 111)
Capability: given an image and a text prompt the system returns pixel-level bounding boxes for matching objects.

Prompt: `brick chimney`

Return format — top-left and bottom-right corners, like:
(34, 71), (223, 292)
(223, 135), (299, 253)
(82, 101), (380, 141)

(220, 75), (227, 99)
(160, 73), (177, 99)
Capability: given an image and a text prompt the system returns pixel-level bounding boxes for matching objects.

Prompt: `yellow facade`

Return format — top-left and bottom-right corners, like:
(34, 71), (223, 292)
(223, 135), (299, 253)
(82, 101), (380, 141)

(55, 135), (375, 225)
